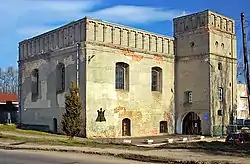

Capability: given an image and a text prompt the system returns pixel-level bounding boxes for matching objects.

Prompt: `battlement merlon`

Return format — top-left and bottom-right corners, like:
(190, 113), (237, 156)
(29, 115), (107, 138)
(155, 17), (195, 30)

(85, 17), (173, 41)
(173, 10), (235, 35)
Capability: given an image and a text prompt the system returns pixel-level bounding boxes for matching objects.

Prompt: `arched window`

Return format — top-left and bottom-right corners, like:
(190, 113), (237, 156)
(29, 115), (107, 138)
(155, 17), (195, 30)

(56, 63), (65, 93)
(160, 121), (168, 133)
(215, 41), (218, 47)
(218, 62), (222, 70)
(115, 62), (129, 90)
(190, 41), (195, 48)
(221, 43), (224, 49)
(151, 67), (162, 92)
(31, 69), (39, 101)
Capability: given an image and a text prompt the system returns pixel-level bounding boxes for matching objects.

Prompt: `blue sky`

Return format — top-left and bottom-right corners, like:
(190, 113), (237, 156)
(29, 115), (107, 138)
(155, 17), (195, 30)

(0, 0), (250, 70)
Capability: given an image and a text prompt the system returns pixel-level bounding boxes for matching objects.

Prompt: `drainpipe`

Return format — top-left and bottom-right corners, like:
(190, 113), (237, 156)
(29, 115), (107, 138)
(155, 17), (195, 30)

(76, 43), (80, 89)
(75, 19), (87, 137)
(18, 61), (22, 126)
(231, 34), (234, 127)
(18, 44), (23, 127)
(82, 18), (87, 137)
(208, 56), (213, 137)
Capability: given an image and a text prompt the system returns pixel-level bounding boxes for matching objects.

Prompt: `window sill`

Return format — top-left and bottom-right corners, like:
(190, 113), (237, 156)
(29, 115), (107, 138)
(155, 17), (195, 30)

(115, 89), (129, 92)
(151, 91), (162, 93)
(183, 102), (192, 106)
(56, 90), (65, 94)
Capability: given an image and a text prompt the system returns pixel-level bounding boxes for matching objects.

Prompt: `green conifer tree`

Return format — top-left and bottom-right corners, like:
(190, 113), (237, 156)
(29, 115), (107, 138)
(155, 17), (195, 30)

(61, 81), (83, 139)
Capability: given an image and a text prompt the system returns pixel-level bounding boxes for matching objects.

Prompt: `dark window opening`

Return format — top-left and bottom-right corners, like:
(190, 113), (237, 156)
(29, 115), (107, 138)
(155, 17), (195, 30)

(31, 69), (39, 101)
(56, 63), (65, 93)
(218, 110), (222, 116)
(115, 62), (129, 90)
(215, 41), (219, 47)
(190, 42), (195, 48)
(218, 87), (223, 101)
(160, 121), (168, 133)
(218, 62), (222, 70)
(151, 67), (162, 92)
(122, 118), (131, 136)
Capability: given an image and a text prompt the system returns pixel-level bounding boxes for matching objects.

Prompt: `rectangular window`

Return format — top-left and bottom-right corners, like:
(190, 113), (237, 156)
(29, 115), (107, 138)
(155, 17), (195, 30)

(218, 87), (223, 101)
(184, 91), (192, 103)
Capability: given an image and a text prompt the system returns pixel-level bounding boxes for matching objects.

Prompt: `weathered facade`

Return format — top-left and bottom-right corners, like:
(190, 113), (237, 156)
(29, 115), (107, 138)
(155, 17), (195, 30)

(236, 84), (249, 120)
(174, 10), (237, 136)
(18, 9), (237, 137)
(18, 17), (175, 137)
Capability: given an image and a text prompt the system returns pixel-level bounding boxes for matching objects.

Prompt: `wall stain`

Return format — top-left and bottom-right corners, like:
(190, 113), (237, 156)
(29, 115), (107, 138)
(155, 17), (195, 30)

(121, 49), (144, 61)
(114, 106), (126, 113)
(153, 55), (163, 64)
(114, 106), (142, 120)
(151, 128), (158, 135)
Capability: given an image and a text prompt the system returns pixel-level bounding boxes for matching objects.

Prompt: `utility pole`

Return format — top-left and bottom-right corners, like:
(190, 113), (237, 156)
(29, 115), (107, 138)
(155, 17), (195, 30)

(241, 13), (250, 115)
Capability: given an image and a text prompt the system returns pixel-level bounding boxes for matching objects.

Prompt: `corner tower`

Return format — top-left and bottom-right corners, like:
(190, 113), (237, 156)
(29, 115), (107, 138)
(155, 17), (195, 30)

(174, 10), (237, 136)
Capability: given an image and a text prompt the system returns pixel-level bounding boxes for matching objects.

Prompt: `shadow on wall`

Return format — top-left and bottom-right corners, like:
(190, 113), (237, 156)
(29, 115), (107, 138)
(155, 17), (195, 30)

(21, 55), (86, 134)
(163, 94), (174, 134)
(211, 59), (237, 136)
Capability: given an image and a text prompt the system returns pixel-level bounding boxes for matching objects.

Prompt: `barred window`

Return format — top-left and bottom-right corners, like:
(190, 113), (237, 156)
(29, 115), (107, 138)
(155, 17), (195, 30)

(115, 62), (129, 90)
(151, 67), (162, 92)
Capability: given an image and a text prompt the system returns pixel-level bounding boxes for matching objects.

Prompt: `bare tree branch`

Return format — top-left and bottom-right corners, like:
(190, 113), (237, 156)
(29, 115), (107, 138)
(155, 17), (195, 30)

(0, 67), (18, 94)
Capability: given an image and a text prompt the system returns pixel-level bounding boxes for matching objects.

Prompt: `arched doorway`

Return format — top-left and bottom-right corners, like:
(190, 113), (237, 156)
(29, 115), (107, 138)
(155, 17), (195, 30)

(159, 121), (168, 133)
(122, 118), (131, 136)
(182, 112), (201, 135)
(53, 118), (57, 133)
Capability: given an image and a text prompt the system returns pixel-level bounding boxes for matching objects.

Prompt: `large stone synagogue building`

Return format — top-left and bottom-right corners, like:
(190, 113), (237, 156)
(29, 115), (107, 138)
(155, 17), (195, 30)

(18, 10), (237, 137)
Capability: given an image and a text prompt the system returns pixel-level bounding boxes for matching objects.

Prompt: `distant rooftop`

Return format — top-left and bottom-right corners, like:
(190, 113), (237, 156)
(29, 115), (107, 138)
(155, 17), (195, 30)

(0, 93), (18, 103)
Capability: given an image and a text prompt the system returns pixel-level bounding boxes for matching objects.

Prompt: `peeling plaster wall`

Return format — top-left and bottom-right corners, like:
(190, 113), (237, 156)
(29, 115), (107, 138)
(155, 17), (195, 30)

(237, 84), (249, 119)
(18, 10), (237, 137)
(84, 18), (175, 137)
(18, 17), (175, 137)
(85, 43), (175, 138)
(19, 47), (85, 132)
(19, 18), (86, 132)
(209, 30), (237, 135)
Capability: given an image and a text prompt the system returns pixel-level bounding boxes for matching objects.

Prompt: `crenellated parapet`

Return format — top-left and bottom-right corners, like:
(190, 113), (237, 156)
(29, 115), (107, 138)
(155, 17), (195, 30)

(19, 17), (174, 62)
(19, 18), (87, 61)
(174, 10), (235, 36)
(85, 18), (174, 56)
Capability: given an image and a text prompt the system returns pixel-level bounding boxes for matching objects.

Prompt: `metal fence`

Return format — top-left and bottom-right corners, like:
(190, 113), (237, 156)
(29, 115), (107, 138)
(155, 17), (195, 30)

(211, 125), (250, 137)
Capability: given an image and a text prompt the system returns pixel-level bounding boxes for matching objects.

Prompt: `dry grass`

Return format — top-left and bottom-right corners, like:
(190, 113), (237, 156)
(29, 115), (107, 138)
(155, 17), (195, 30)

(0, 132), (148, 150)
(160, 141), (250, 157)
(0, 124), (58, 136)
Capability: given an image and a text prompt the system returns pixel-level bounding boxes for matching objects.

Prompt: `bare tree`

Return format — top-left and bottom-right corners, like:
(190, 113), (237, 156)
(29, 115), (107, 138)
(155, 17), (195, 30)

(237, 49), (244, 83)
(0, 67), (18, 94)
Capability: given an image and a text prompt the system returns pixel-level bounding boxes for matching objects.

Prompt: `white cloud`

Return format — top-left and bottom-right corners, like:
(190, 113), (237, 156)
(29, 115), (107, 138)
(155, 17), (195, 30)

(0, 0), (186, 38)
(89, 5), (186, 24)
(17, 25), (61, 36)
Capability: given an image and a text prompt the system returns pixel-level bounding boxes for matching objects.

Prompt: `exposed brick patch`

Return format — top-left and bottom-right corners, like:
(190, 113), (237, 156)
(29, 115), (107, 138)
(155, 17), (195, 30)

(121, 49), (144, 61)
(114, 106), (126, 113)
(153, 55), (163, 64)
(85, 41), (173, 59)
